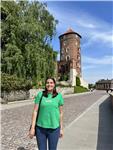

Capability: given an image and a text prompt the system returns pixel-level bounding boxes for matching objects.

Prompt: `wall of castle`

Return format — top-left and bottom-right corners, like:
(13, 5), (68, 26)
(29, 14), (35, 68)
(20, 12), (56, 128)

(80, 77), (89, 88)
(69, 68), (77, 86)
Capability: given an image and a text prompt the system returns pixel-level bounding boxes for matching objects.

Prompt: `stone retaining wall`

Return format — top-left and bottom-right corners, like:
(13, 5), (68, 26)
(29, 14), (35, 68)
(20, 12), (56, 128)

(29, 87), (74, 99)
(1, 90), (30, 104)
(1, 87), (74, 104)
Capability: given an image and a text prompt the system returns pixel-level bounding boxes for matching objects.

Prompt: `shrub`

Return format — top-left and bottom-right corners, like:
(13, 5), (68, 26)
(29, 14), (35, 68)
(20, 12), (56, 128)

(76, 76), (81, 86)
(1, 73), (32, 92)
(74, 86), (88, 93)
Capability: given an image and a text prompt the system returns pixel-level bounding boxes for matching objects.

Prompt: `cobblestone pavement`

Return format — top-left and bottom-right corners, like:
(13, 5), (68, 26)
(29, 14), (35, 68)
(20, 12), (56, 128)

(1, 90), (107, 150)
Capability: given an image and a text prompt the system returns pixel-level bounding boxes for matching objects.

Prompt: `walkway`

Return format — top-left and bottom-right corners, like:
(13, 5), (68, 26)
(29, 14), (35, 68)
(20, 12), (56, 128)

(1, 90), (113, 150)
(58, 94), (113, 150)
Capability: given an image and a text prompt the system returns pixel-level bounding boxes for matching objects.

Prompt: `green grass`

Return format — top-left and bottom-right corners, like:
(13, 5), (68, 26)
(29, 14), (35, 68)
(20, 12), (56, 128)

(74, 86), (89, 93)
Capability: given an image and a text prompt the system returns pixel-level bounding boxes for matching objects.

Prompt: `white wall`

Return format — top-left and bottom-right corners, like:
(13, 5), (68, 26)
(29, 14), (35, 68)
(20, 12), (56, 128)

(69, 68), (77, 86)
(80, 77), (89, 88)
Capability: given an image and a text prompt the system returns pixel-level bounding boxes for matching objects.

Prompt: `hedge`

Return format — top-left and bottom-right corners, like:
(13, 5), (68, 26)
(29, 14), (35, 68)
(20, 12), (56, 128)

(76, 76), (81, 86)
(74, 86), (88, 93)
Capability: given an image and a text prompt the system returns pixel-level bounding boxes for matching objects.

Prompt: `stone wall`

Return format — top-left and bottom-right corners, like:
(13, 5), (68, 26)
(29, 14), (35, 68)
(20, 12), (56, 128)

(1, 87), (74, 104)
(1, 90), (30, 104)
(29, 87), (74, 99)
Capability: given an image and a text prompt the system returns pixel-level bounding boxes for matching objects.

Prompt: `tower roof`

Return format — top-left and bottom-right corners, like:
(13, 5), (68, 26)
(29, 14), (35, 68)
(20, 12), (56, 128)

(59, 28), (82, 39)
(64, 28), (75, 34)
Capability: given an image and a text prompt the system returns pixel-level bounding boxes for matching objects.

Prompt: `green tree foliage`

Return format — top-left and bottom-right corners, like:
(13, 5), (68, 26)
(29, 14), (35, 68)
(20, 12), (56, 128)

(1, 1), (58, 86)
(59, 74), (69, 81)
(88, 83), (95, 89)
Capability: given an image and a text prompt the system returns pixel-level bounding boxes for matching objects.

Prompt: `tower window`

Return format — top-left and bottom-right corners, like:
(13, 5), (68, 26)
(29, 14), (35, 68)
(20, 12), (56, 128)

(66, 55), (70, 61)
(66, 47), (70, 53)
(78, 47), (81, 52)
(77, 55), (80, 60)
(75, 34), (78, 38)
(63, 41), (66, 46)
(75, 42), (78, 46)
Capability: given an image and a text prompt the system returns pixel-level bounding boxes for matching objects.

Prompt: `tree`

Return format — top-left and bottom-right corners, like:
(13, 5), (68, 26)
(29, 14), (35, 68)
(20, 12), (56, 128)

(1, 1), (58, 85)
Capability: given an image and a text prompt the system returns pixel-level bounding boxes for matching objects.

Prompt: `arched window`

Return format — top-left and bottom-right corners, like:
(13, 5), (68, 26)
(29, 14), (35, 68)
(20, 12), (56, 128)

(66, 47), (70, 53)
(63, 41), (66, 46)
(75, 42), (78, 46)
(66, 55), (70, 61)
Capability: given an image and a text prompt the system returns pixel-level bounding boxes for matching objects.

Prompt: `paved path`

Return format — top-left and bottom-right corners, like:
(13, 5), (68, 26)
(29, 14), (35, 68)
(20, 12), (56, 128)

(58, 94), (113, 150)
(1, 90), (110, 150)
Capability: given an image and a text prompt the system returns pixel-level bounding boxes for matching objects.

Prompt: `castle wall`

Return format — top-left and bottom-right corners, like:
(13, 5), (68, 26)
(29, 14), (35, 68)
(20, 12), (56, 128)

(70, 68), (77, 86)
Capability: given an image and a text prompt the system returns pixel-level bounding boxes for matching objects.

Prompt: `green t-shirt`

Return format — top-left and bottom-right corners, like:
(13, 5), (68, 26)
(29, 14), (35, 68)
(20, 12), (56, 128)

(34, 91), (64, 129)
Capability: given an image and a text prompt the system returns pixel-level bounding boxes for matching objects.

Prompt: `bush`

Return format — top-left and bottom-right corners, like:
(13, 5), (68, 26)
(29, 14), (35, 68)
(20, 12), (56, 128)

(76, 76), (81, 86)
(1, 73), (32, 92)
(74, 86), (88, 93)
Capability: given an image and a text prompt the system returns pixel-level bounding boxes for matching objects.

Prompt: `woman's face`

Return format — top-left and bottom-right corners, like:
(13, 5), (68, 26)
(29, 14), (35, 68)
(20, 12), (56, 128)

(46, 79), (55, 92)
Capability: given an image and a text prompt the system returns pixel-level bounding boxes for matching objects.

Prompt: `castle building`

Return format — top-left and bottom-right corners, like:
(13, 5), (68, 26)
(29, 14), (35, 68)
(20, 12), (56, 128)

(57, 28), (88, 87)
(96, 79), (113, 90)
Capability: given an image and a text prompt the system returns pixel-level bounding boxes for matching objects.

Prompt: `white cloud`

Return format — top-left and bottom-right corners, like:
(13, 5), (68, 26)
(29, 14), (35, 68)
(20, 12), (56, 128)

(92, 31), (113, 43)
(76, 20), (96, 29)
(81, 55), (113, 83)
(47, 3), (112, 48)
(82, 30), (113, 48)
(82, 65), (98, 70)
(82, 55), (113, 65)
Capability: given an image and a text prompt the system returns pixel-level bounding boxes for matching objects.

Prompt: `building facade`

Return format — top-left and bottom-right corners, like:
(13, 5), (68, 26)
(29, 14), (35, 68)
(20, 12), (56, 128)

(57, 28), (84, 86)
(96, 79), (113, 90)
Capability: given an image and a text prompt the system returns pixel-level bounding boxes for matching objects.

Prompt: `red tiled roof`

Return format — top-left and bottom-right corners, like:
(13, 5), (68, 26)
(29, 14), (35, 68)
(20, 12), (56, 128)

(59, 28), (82, 38)
(64, 28), (75, 34)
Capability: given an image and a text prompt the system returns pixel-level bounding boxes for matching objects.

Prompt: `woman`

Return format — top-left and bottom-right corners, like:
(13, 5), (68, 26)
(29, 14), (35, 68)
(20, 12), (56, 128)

(29, 77), (64, 150)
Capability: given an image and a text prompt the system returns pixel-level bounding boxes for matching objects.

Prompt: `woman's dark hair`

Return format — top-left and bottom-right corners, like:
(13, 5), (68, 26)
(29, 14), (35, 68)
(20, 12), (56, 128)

(43, 77), (58, 98)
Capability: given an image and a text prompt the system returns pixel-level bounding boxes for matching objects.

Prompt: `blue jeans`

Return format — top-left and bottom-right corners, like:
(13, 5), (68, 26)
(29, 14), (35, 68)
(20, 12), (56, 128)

(35, 126), (60, 150)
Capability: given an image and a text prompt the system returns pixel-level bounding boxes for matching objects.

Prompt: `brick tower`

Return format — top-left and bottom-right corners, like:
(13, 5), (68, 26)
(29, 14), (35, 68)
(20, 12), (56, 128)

(57, 28), (82, 86)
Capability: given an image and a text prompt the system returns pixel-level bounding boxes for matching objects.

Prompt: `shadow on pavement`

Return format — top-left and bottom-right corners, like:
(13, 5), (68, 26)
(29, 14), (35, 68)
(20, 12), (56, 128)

(96, 96), (113, 150)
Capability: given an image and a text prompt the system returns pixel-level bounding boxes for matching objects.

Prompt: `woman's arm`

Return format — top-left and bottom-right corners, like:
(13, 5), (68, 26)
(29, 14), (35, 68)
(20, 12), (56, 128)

(31, 104), (38, 128)
(29, 104), (38, 138)
(59, 105), (64, 138)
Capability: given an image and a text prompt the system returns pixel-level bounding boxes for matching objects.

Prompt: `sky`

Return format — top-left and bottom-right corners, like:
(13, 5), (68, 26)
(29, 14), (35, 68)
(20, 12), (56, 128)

(44, 1), (113, 84)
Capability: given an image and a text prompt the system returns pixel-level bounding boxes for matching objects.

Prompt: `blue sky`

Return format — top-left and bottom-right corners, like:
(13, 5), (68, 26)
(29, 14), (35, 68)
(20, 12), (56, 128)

(44, 1), (113, 84)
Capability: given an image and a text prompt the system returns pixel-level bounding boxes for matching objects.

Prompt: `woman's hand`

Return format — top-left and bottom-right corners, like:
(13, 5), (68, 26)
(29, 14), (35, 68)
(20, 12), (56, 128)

(60, 129), (64, 138)
(29, 127), (35, 139)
